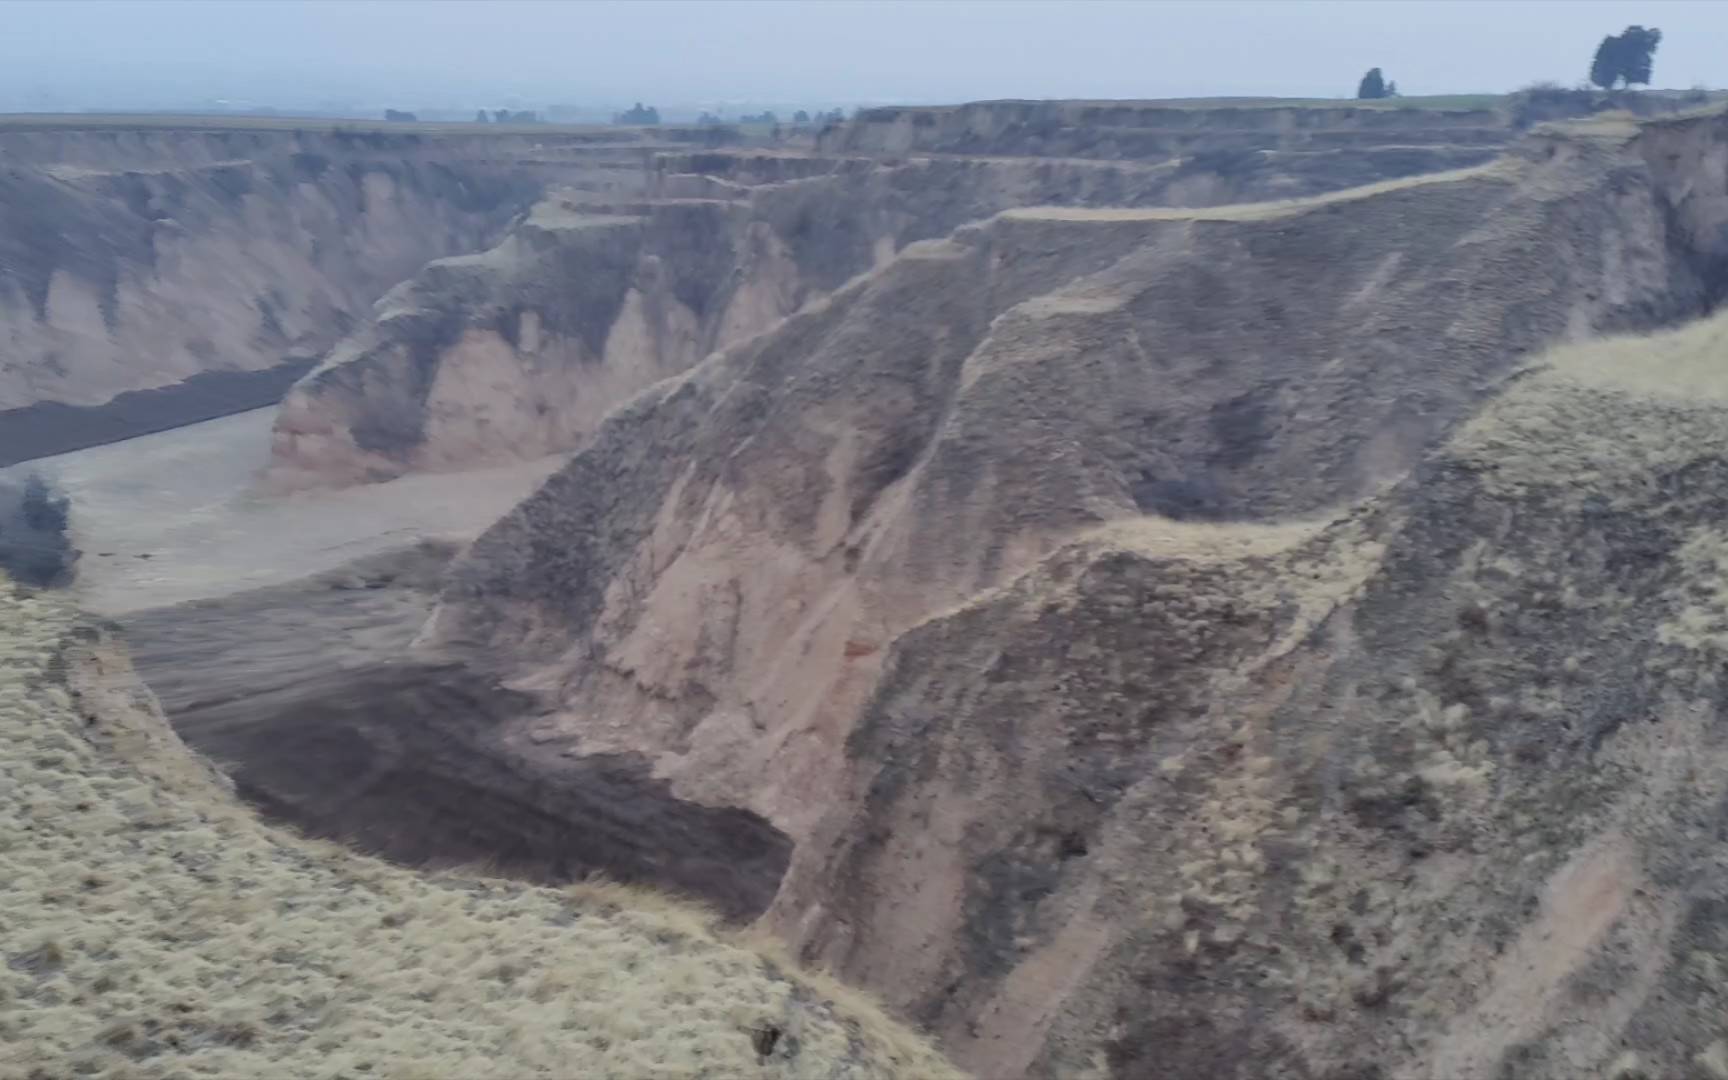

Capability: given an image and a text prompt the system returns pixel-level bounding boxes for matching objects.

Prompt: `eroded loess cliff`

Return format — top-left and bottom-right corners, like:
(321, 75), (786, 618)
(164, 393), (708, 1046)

(389, 111), (1728, 1077)
(0, 119), (748, 466)
(265, 104), (1517, 487)
(824, 313), (1728, 1079)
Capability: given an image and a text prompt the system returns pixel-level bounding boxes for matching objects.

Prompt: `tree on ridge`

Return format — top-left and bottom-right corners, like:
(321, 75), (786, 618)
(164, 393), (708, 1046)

(1591, 26), (1662, 90)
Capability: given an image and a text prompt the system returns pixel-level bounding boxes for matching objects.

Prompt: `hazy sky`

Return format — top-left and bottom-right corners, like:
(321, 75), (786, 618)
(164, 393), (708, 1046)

(2, 0), (1726, 110)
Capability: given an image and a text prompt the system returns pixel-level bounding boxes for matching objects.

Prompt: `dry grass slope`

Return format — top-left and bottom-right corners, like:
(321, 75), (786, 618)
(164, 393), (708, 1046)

(0, 584), (958, 1080)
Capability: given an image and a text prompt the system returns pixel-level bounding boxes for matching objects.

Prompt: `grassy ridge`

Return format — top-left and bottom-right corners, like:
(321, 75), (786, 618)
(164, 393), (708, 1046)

(0, 584), (958, 1080)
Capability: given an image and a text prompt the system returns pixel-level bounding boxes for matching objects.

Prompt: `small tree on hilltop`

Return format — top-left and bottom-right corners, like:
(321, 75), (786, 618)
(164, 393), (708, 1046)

(614, 102), (661, 125)
(2, 473), (75, 588)
(1591, 25), (1662, 90)
(1590, 34), (1625, 89)
(1357, 67), (1388, 100)
(1622, 26), (1662, 86)
(21, 474), (67, 535)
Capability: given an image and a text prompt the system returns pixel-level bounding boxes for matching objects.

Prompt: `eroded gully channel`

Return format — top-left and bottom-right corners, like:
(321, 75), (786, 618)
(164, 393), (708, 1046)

(121, 542), (792, 922)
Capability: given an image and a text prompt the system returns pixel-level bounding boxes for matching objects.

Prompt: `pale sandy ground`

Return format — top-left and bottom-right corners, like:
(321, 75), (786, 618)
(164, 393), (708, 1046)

(1, 409), (567, 615)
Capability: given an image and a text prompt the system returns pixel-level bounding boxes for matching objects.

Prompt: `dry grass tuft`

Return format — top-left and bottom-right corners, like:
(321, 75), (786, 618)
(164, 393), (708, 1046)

(1451, 307), (1728, 500)
(0, 583), (960, 1080)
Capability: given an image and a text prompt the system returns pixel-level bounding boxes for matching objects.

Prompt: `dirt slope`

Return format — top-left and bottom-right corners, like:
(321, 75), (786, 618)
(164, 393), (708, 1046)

(389, 111), (1728, 1076)
(0, 581), (958, 1080)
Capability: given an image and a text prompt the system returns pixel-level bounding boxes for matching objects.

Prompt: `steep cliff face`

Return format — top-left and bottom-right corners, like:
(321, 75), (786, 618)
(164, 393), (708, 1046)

(0, 120), (749, 465)
(820, 315), (1728, 1079)
(266, 197), (776, 487)
(267, 116), (1508, 487)
(407, 112), (1728, 1076)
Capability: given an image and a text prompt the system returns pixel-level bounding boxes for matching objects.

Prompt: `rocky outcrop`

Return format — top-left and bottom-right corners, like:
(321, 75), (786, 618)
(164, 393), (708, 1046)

(268, 119), (1509, 487)
(402, 111), (1728, 1076)
(0, 120), (753, 464)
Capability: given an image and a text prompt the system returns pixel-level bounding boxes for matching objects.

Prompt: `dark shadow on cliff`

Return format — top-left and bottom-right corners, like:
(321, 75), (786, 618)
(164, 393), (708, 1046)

(166, 661), (791, 922)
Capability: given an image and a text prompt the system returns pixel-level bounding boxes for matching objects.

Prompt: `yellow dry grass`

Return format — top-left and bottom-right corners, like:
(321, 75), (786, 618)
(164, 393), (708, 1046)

(1451, 307), (1728, 498)
(0, 583), (959, 1080)
(1445, 309), (1728, 664)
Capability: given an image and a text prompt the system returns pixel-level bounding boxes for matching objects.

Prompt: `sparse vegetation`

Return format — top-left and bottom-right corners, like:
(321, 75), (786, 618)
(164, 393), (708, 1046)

(1357, 67), (1390, 100)
(614, 102), (661, 125)
(0, 583), (959, 1079)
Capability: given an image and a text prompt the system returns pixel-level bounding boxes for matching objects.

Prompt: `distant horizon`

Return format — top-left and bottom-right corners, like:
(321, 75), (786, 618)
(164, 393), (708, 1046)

(3, 0), (1727, 117)
(0, 88), (1715, 130)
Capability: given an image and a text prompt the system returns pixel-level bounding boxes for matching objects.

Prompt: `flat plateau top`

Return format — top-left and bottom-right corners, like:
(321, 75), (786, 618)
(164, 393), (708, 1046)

(0, 112), (700, 136)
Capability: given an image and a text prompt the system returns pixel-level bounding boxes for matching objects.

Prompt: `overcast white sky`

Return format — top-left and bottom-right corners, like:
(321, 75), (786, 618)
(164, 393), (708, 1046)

(1, 0), (1724, 110)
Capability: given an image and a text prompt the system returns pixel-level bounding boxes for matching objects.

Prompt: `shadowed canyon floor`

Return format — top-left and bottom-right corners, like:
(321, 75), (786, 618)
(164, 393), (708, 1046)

(15, 100), (1728, 1080)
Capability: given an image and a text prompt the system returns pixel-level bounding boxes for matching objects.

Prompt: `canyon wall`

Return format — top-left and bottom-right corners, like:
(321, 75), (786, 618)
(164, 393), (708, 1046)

(267, 105), (1511, 488)
(0, 119), (747, 465)
(405, 112), (1728, 1077)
